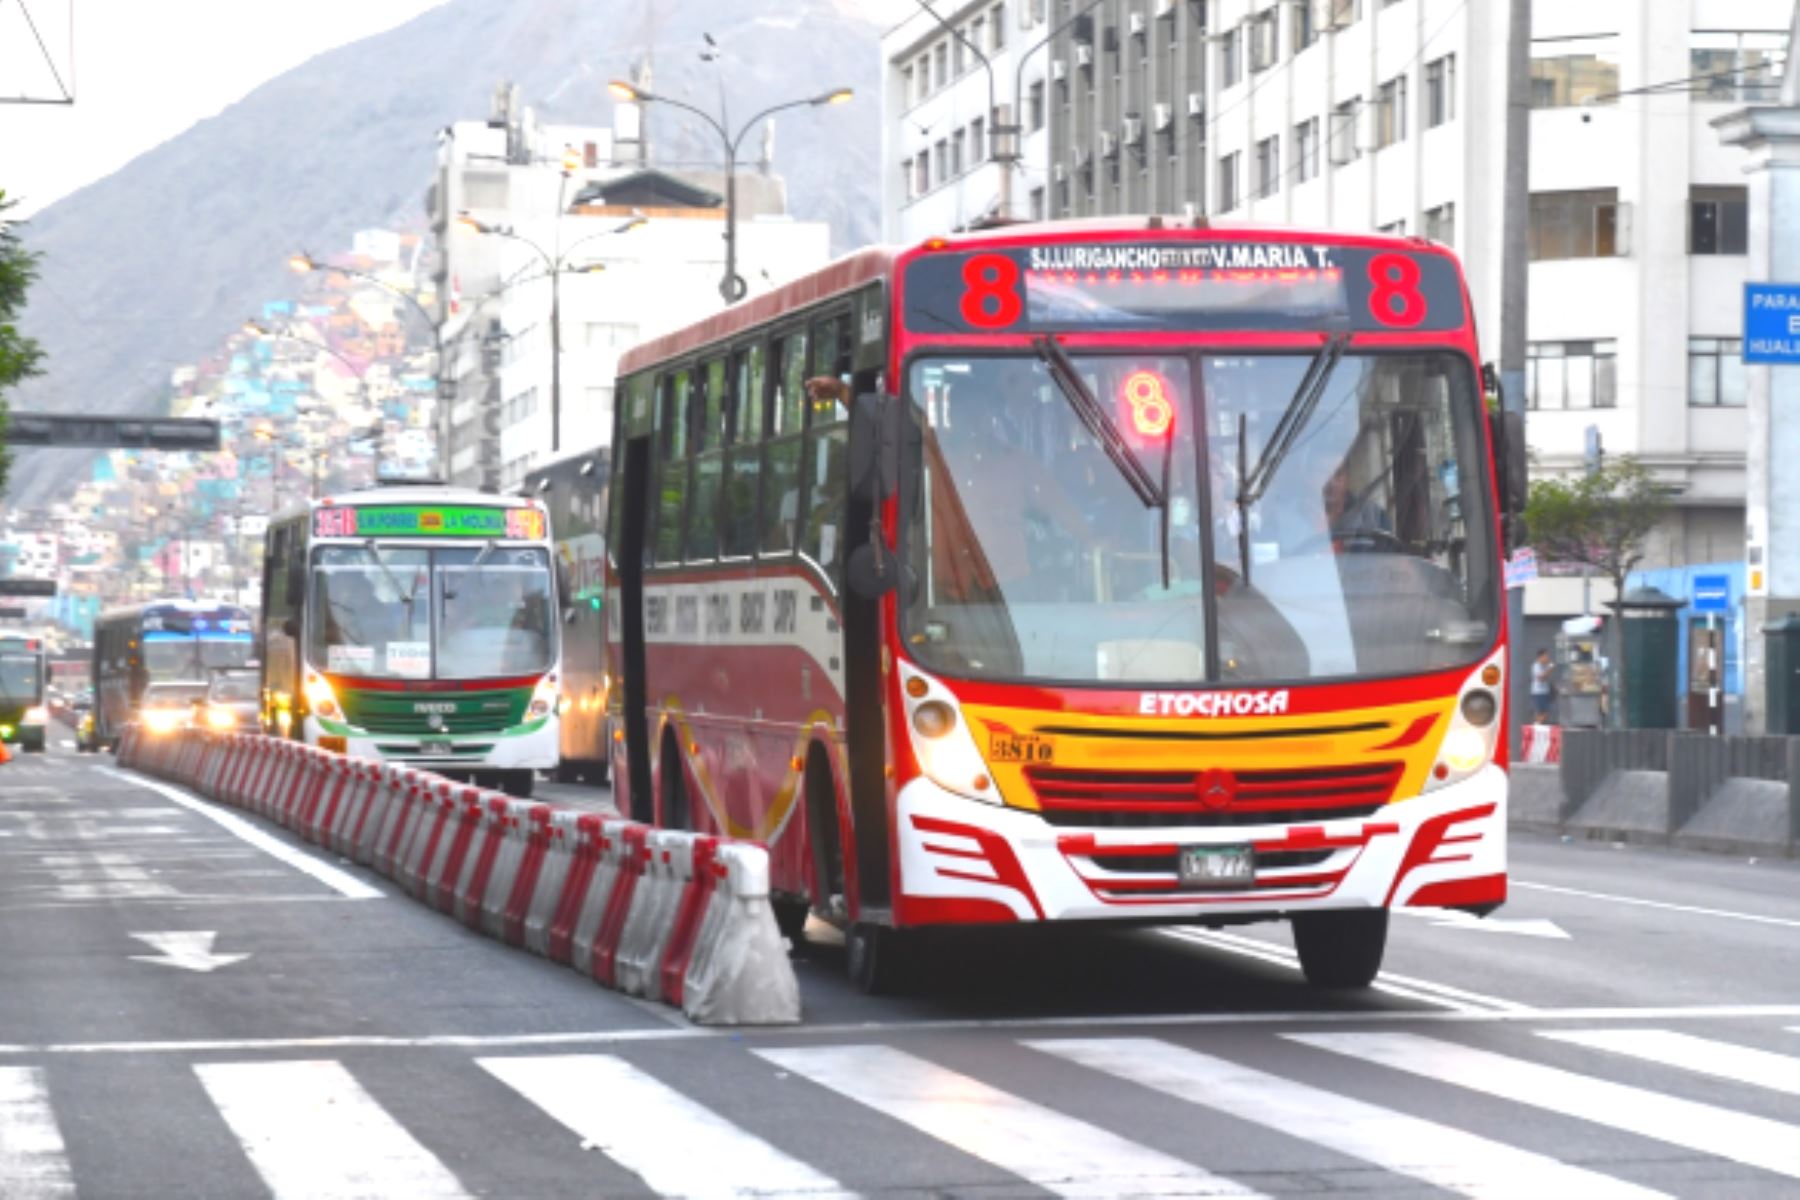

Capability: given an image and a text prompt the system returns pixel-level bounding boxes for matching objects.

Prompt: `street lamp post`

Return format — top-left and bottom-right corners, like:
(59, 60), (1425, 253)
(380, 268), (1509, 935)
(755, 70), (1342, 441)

(454, 210), (645, 457)
(608, 79), (852, 303)
(288, 252), (446, 475)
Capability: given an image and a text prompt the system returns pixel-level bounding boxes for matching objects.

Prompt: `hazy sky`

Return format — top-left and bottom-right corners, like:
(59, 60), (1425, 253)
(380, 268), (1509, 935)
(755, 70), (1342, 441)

(1, 0), (911, 220)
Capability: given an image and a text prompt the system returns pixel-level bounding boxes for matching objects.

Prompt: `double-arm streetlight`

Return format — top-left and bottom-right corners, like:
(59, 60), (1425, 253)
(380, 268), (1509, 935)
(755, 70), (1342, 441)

(287, 252), (446, 473)
(453, 209), (647, 456)
(607, 79), (852, 303)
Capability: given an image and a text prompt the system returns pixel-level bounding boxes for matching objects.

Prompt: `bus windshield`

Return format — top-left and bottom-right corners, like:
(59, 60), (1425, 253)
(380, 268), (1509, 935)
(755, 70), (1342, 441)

(310, 545), (555, 680)
(0, 654), (41, 703)
(902, 350), (1496, 686)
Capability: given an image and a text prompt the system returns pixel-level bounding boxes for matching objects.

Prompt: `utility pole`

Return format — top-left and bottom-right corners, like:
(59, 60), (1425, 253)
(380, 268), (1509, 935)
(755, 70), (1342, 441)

(1500, 0), (1532, 756)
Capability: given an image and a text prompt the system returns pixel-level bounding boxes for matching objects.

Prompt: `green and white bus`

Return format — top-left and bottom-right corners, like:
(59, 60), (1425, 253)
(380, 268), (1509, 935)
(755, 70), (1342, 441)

(259, 486), (565, 797)
(0, 634), (48, 753)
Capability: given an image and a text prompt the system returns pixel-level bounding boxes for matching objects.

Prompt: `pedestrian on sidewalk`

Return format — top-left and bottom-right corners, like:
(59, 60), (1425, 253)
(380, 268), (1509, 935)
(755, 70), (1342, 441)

(1531, 647), (1556, 724)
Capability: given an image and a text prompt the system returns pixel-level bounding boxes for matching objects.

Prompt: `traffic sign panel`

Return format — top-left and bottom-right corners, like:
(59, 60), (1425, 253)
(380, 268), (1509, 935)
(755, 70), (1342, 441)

(1743, 284), (1800, 364)
(1692, 573), (1731, 614)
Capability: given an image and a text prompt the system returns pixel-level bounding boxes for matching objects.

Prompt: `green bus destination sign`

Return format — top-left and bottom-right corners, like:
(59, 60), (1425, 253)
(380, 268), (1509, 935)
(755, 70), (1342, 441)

(313, 505), (546, 540)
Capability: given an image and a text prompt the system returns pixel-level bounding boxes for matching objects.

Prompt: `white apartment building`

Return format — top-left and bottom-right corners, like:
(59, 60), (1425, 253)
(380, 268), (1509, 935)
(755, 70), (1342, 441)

(882, 0), (1057, 240)
(428, 83), (832, 491)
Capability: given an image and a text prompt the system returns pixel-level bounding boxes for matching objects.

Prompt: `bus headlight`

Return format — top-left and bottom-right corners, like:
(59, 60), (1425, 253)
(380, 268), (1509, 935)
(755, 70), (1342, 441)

(24, 706), (47, 725)
(900, 666), (998, 804)
(1426, 653), (1503, 791)
(1441, 727), (1488, 773)
(143, 709), (182, 735)
(303, 673), (341, 721)
(206, 705), (239, 731)
(528, 674), (560, 720)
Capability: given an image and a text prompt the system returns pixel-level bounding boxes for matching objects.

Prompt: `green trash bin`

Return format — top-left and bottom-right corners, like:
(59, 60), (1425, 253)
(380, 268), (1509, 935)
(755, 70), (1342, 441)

(1613, 586), (1682, 730)
(1764, 615), (1800, 735)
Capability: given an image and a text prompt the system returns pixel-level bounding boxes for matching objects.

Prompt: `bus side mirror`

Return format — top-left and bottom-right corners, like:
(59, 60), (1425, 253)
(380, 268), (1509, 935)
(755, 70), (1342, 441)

(555, 557), (573, 613)
(281, 617), (299, 639)
(848, 542), (916, 600)
(848, 392), (898, 503)
(1491, 408), (1529, 553)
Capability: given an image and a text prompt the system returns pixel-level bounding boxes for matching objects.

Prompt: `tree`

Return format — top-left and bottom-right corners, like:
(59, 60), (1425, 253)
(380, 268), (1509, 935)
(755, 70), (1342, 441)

(1525, 455), (1672, 724)
(0, 189), (47, 493)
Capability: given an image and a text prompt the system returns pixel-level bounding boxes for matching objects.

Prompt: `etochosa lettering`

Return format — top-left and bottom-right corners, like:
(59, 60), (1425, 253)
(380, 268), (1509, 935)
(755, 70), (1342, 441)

(1139, 690), (1291, 717)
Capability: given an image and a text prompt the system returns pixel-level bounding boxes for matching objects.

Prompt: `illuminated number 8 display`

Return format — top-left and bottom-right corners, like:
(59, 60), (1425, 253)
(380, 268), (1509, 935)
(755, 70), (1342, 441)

(959, 253), (1025, 328)
(1367, 253), (1427, 327)
(1121, 370), (1174, 438)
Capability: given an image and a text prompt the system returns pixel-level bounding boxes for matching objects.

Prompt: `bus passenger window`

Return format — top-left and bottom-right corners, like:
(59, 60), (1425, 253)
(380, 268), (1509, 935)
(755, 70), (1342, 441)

(722, 442), (761, 558)
(654, 461), (689, 566)
(658, 371), (690, 462)
(685, 452), (723, 562)
(760, 438), (803, 554)
(801, 425), (848, 580)
(774, 330), (807, 436)
(810, 314), (852, 424)
(734, 346), (766, 443)
(701, 359), (728, 451)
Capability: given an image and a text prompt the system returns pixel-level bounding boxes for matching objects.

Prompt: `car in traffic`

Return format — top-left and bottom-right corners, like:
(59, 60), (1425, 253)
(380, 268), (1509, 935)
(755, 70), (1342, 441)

(138, 681), (211, 736)
(199, 670), (261, 733)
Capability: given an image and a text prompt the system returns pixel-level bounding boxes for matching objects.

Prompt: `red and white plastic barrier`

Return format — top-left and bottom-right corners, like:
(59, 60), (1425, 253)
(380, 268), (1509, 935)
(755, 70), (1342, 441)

(1520, 723), (1563, 764)
(112, 726), (800, 1024)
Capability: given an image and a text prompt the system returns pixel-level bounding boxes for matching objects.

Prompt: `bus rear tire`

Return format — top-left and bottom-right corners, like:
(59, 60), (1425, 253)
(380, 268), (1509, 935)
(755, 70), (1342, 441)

(660, 736), (690, 831)
(554, 760), (580, 784)
(772, 897), (811, 943)
(500, 770), (535, 800)
(1292, 909), (1388, 989)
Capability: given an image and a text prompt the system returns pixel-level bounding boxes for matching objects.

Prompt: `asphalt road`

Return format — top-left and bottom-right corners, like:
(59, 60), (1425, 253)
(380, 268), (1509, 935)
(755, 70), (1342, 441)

(3, 739), (1798, 1198)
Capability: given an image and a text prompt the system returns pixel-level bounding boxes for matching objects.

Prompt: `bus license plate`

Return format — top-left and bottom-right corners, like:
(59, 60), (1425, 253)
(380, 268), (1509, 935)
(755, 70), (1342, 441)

(418, 739), (455, 756)
(1178, 845), (1255, 889)
(988, 733), (1052, 763)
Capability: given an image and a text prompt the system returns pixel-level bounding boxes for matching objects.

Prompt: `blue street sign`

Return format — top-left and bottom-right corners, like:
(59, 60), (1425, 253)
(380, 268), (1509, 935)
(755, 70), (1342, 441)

(1744, 284), (1800, 363)
(1692, 573), (1731, 614)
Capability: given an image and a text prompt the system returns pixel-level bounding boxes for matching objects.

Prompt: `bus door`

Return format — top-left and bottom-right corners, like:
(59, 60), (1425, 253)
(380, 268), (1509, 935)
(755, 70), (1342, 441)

(615, 431), (654, 818)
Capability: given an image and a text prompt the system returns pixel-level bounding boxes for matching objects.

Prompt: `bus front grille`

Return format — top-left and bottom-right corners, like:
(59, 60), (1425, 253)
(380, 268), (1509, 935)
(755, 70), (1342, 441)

(1023, 762), (1401, 828)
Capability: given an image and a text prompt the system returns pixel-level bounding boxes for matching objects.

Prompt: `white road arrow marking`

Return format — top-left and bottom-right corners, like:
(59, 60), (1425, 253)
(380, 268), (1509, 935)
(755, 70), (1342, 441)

(1396, 908), (1571, 939)
(128, 931), (251, 973)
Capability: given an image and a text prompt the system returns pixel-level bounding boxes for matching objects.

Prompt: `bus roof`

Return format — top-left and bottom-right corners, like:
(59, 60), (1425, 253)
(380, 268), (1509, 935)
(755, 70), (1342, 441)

(617, 219), (1456, 376)
(304, 485), (543, 513)
(97, 599), (250, 624)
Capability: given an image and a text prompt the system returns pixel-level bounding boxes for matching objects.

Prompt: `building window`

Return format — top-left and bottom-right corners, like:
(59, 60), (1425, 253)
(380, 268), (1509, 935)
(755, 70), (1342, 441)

(1425, 54), (1456, 127)
(1030, 79), (1047, 131)
(1529, 189), (1620, 260)
(969, 17), (984, 67)
(1218, 151), (1241, 212)
(1293, 117), (1320, 183)
(1528, 341), (1618, 410)
(1691, 31), (1787, 102)
(953, 31), (968, 76)
(1219, 28), (1242, 89)
(1375, 75), (1407, 148)
(1530, 37), (1620, 108)
(1030, 186), (1046, 220)
(1689, 339), (1747, 407)
(1376, 219), (1406, 236)
(503, 386), (539, 425)
(991, 4), (1005, 50)
(1321, 0), (1359, 28)
(1690, 186), (1748, 255)
(951, 129), (965, 176)
(901, 157), (915, 198)
(1250, 8), (1279, 74)
(970, 117), (986, 163)
(933, 42), (949, 91)
(934, 139), (948, 186)
(914, 154), (930, 194)
(1292, 1), (1318, 53)
(1330, 97), (1361, 164)
(902, 65), (915, 106)
(1255, 135), (1280, 198)
(1424, 202), (1456, 247)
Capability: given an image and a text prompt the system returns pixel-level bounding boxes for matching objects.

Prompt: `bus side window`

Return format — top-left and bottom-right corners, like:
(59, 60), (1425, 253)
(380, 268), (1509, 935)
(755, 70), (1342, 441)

(801, 313), (853, 582)
(761, 328), (808, 554)
(722, 343), (765, 559)
(654, 369), (692, 566)
(686, 358), (729, 563)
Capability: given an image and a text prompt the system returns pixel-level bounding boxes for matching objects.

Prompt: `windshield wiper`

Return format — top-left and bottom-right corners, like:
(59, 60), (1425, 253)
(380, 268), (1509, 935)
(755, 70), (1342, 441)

(444, 539), (498, 601)
(1031, 335), (1164, 510)
(1236, 332), (1349, 528)
(362, 540), (411, 605)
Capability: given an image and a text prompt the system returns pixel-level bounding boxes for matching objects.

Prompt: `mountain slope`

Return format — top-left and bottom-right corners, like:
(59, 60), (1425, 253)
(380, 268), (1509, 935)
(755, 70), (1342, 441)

(8, 0), (882, 504)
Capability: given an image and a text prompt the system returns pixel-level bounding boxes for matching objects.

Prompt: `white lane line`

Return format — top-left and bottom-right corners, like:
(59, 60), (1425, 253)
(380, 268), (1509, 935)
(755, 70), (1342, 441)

(0, 1067), (75, 1199)
(96, 767), (381, 900)
(8, 1006), (1800, 1059)
(1161, 927), (1534, 1013)
(1292, 1032), (1800, 1181)
(1033, 1037), (1666, 1200)
(759, 1044), (1261, 1198)
(195, 1060), (469, 1200)
(1539, 1029), (1800, 1098)
(479, 1054), (851, 1199)
(1513, 880), (1800, 930)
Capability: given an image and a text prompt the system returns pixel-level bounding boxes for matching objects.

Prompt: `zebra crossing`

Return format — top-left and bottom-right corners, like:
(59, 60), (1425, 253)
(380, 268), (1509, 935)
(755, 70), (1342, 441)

(3, 1022), (1798, 1197)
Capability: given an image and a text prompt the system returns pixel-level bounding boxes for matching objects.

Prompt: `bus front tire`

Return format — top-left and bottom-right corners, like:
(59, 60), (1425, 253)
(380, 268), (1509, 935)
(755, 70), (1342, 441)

(1291, 908), (1388, 989)
(846, 923), (911, 995)
(500, 770), (535, 800)
(772, 897), (812, 943)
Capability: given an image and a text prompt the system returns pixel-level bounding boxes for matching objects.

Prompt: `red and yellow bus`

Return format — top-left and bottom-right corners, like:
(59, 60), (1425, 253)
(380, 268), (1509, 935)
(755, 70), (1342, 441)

(607, 219), (1526, 991)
